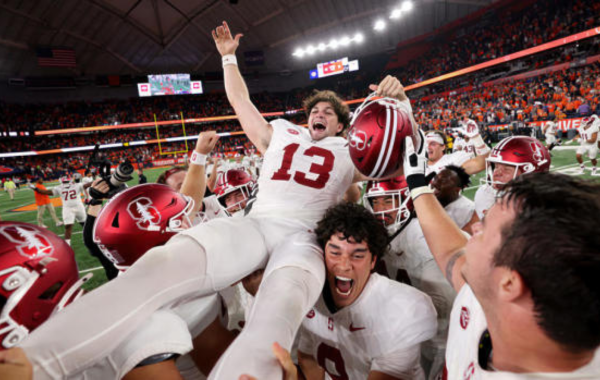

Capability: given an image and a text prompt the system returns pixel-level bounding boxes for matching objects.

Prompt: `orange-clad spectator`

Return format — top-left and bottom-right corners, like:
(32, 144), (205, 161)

(33, 177), (63, 228)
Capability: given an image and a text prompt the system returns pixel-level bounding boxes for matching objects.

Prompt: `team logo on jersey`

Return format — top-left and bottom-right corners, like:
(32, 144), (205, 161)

(348, 129), (367, 151)
(287, 128), (300, 135)
(306, 309), (315, 319)
(463, 362), (475, 380)
(0, 225), (54, 259)
(328, 317), (334, 331)
(127, 197), (162, 230)
(460, 306), (470, 329)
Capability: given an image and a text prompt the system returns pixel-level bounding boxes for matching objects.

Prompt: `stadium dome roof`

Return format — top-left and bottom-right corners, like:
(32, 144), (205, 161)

(0, 0), (494, 78)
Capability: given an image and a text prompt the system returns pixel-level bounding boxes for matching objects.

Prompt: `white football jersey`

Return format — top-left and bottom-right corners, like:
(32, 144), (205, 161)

(578, 121), (599, 145)
(197, 195), (228, 223)
(249, 119), (355, 225)
(299, 274), (437, 380)
(446, 285), (600, 379)
(453, 137), (466, 152)
(426, 151), (472, 176)
(544, 121), (558, 135)
(474, 184), (497, 220)
(52, 183), (86, 208)
(444, 195), (476, 229)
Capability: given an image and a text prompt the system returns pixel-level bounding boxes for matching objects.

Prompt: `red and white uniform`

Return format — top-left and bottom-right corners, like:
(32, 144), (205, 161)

(426, 151), (472, 176)
(196, 195), (229, 222)
(385, 198), (469, 379)
(22, 118), (356, 379)
(453, 137), (467, 153)
(474, 185), (497, 220)
(543, 121), (558, 145)
(299, 274), (437, 380)
(577, 118), (599, 159)
(446, 285), (600, 379)
(52, 183), (86, 224)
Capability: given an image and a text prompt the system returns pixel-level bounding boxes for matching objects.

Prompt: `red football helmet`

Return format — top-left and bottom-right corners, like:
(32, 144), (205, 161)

(214, 169), (254, 215)
(348, 93), (416, 178)
(582, 115), (599, 128)
(60, 175), (72, 184)
(93, 184), (194, 270)
(0, 222), (89, 350)
(486, 136), (551, 187)
(363, 176), (413, 233)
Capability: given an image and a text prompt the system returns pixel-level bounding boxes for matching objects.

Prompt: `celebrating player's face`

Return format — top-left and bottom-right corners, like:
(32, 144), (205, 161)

(324, 233), (376, 309)
(308, 101), (343, 141)
(224, 189), (247, 213)
(492, 163), (518, 190)
(430, 169), (460, 207)
(371, 195), (399, 226)
(427, 141), (445, 161)
(166, 170), (187, 192)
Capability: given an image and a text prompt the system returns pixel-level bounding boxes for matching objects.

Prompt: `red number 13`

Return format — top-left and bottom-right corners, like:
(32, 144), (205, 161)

(271, 143), (335, 189)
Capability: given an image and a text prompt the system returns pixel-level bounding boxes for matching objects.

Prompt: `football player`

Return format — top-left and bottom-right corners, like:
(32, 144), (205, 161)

(542, 117), (560, 151)
(297, 202), (437, 379)
(403, 133), (600, 379)
(363, 174), (468, 379)
(474, 136), (550, 219)
(429, 165), (478, 235)
(574, 115), (599, 175)
(425, 126), (490, 176)
(20, 21), (415, 379)
(32, 176), (91, 245)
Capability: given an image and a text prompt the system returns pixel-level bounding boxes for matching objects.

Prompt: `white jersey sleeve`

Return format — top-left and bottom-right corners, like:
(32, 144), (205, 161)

(248, 119), (355, 226)
(447, 285), (600, 379)
(426, 151), (472, 175)
(474, 184), (497, 220)
(197, 195), (228, 223)
(445, 195), (476, 229)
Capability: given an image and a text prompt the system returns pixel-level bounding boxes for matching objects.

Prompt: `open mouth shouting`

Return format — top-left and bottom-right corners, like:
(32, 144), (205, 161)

(335, 276), (354, 296)
(312, 120), (327, 133)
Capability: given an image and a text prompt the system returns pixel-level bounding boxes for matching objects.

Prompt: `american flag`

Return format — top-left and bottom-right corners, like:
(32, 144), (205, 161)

(36, 47), (76, 67)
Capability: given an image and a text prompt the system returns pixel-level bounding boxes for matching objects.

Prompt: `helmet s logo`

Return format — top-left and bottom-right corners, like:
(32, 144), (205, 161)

(530, 142), (544, 164)
(348, 129), (367, 151)
(287, 128), (300, 135)
(0, 225), (54, 258)
(127, 197), (162, 230)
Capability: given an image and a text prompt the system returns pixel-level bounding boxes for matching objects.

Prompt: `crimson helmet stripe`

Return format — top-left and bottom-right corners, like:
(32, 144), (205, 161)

(369, 104), (394, 178)
(379, 104), (399, 178)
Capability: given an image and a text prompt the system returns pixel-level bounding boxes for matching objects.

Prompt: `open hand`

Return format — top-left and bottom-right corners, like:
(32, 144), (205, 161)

(212, 21), (243, 56)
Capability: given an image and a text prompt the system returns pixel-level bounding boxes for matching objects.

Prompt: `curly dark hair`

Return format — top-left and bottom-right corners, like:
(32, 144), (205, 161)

(315, 202), (389, 263)
(303, 90), (351, 133)
(495, 172), (600, 352)
(444, 165), (471, 189)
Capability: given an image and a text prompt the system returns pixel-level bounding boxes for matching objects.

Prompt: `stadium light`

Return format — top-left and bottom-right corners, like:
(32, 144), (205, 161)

(318, 43), (327, 51)
(354, 33), (364, 43)
(401, 1), (413, 12)
(340, 36), (351, 46)
(330, 38), (339, 49)
(374, 19), (386, 31)
(390, 8), (402, 19)
(306, 45), (316, 55)
(293, 48), (305, 58)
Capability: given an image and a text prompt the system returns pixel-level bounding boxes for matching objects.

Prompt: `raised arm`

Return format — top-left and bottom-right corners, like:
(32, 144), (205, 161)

(31, 186), (53, 196)
(180, 131), (220, 218)
(212, 21), (272, 154)
(403, 133), (467, 292)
